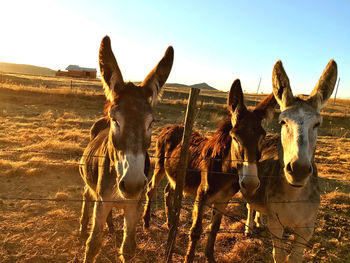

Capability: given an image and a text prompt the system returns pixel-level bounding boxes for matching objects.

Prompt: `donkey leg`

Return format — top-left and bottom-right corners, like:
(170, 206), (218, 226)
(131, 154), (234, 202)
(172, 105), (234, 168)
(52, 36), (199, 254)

(245, 203), (254, 236)
(287, 225), (314, 263)
(83, 201), (113, 263)
(254, 211), (263, 228)
(164, 182), (175, 228)
(106, 210), (114, 233)
(120, 204), (140, 263)
(143, 163), (166, 228)
(80, 186), (92, 238)
(185, 190), (207, 263)
(205, 202), (227, 263)
(267, 216), (288, 263)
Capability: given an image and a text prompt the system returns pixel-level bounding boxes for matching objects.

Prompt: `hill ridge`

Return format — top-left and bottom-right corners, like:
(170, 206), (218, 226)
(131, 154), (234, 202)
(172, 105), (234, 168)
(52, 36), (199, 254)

(0, 62), (56, 76)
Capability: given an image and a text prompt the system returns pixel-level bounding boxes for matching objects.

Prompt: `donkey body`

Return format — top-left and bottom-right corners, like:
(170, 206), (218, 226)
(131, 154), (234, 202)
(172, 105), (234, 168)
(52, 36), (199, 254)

(143, 80), (276, 262)
(245, 60), (337, 263)
(79, 36), (173, 263)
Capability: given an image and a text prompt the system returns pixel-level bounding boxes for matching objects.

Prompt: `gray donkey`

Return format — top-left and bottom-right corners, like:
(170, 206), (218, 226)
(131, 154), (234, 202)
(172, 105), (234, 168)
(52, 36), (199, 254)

(245, 60), (337, 262)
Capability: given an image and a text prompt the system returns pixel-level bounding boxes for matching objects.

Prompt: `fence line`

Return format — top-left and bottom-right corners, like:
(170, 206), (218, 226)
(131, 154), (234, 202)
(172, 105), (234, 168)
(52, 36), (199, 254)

(1, 155), (350, 182)
(1, 149), (350, 182)
(1, 195), (347, 262)
(1, 147), (348, 261)
(0, 195), (343, 207)
(2, 148), (350, 165)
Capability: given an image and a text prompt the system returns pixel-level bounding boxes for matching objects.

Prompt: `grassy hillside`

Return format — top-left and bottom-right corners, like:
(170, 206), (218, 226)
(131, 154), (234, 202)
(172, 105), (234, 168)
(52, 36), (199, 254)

(0, 74), (349, 262)
(0, 62), (56, 76)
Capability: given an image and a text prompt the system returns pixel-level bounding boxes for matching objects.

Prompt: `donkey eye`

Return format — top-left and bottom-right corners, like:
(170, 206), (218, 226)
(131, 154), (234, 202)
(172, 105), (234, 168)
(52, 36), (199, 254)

(313, 122), (320, 129)
(112, 119), (120, 127)
(147, 120), (155, 130)
(279, 120), (286, 126)
(232, 136), (241, 145)
(258, 135), (264, 149)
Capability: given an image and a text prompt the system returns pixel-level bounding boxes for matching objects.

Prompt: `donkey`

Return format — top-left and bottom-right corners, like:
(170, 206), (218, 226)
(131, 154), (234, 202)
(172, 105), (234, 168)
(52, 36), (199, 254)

(143, 79), (276, 262)
(79, 36), (173, 263)
(244, 60), (337, 263)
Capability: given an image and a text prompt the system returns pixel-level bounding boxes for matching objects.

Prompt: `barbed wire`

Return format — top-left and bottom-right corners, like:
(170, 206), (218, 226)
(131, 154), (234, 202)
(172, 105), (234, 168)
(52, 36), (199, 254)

(1, 196), (347, 262)
(0, 146), (348, 261)
(203, 202), (348, 262)
(1, 149), (350, 182)
(0, 194), (344, 207)
(2, 148), (350, 165)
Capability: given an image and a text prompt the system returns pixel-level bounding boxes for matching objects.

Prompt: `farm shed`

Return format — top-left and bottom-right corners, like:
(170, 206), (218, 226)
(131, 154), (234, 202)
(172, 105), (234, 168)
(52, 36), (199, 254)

(56, 65), (97, 78)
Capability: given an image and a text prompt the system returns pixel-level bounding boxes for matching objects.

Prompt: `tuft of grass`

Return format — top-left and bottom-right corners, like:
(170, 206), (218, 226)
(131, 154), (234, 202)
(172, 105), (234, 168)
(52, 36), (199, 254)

(54, 192), (70, 200)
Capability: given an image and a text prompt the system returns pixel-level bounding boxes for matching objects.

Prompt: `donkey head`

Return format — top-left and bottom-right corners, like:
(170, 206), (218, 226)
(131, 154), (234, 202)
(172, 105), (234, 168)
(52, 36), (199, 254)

(272, 60), (337, 187)
(100, 36), (174, 199)
(228, 79), (276, 196)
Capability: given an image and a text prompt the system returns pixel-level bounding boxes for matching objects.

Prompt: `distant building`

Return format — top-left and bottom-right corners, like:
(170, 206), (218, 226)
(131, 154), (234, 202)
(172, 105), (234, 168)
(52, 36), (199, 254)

(56, 65), (97, 78)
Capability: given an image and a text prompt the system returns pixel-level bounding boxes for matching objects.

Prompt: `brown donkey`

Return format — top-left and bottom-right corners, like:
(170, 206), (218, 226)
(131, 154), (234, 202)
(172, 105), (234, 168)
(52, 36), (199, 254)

(79, 36), (173, 263)
(245, 60), (337, 262)
(143, 80), (276, 262)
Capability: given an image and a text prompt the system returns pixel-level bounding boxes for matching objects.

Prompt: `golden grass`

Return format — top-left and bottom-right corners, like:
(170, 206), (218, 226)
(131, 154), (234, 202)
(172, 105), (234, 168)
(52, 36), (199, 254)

(0, 76), (350, 262)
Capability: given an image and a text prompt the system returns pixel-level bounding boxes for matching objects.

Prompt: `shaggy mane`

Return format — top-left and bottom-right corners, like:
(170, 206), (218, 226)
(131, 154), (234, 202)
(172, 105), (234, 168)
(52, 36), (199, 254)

(202, 119), (232, 159)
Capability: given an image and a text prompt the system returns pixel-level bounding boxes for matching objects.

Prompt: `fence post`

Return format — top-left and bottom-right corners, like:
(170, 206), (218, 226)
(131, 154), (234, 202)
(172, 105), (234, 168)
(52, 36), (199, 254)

(256, 77), (262, 94)
(165, 87), (200, 263)
(333, 77), (340, 104)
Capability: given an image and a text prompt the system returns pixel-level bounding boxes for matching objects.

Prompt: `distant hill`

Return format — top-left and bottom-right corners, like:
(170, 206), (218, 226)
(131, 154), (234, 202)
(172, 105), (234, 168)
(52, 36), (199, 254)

(0, 62), (56, 76)
(0, 62), (217, 91)
(167, 82), (216, 90)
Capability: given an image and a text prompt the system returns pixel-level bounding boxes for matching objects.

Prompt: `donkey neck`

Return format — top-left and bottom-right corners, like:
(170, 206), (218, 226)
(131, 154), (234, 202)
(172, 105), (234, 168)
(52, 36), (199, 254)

(221, 149), (238, 174)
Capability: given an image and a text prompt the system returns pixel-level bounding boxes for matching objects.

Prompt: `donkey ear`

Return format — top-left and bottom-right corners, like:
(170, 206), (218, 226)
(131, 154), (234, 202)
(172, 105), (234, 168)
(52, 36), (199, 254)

(272, 60), (294, 111)
(141, 46), (174, 105)
(99, 36), (124, 101)
(227, 79), (244, 112)
(307, 60), (337, 112)
(253, 93), (277, 121)
(228, 79), (247, 127)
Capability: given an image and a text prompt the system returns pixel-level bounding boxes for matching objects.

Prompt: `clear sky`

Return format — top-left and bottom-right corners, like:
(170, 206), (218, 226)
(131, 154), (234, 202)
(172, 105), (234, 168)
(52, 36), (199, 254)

(1, 0), (349, 97)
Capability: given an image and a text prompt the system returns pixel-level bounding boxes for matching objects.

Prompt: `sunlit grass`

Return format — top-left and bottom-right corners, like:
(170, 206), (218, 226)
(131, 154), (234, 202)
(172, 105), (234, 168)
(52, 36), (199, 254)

(0, 73), (349, 262)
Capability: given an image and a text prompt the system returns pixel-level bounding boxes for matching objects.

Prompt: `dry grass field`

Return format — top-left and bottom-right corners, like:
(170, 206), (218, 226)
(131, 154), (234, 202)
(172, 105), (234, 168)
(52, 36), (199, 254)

(0, 73), (349, 262)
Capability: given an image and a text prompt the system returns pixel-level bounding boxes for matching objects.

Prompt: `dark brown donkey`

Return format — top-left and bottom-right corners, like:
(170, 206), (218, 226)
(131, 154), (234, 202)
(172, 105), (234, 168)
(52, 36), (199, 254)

(79, 36), (173, 263)
(143, 80), (276, 262)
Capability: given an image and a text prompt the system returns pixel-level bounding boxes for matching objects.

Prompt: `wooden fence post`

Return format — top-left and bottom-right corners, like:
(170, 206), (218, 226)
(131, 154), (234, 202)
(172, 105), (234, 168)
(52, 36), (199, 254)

(165, 87), (200, 263)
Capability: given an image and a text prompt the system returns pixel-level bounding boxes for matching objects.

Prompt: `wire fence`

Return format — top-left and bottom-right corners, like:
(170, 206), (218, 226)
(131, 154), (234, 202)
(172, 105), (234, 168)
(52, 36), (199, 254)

(0, 147), (349, 262)
(1, 148), (350, 181)
(1, 195), (346, 263)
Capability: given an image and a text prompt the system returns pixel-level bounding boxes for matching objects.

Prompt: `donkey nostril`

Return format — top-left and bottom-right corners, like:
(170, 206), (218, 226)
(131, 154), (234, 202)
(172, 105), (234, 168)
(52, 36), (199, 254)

(286, 163), (292, 173)
(119, 181), (126, 192)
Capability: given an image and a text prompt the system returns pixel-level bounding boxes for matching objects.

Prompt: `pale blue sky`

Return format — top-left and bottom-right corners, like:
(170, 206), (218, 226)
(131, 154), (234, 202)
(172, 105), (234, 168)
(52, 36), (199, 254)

(1, 0), (349, 97)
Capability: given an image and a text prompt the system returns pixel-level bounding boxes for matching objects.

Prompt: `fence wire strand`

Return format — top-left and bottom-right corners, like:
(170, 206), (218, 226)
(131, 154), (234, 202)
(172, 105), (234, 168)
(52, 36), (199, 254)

(1, 148), (350, 182)
(0, 147), (349, 262)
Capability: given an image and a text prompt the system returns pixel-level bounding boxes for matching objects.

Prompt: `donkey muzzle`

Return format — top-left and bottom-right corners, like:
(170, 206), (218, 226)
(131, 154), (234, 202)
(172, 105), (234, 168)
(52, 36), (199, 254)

(240, 163), (260, 196)
(285, 159), (313, 187)
(118, 153), (148, 199)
